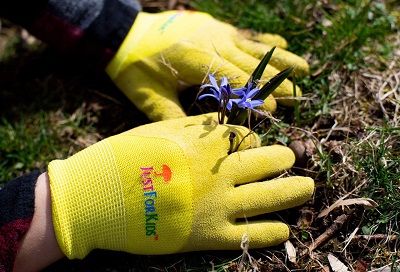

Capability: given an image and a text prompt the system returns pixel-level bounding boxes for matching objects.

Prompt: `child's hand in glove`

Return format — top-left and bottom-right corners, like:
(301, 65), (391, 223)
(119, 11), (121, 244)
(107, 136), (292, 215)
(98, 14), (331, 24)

(106, 11), (310, 121)
(48, 113), (314, 259)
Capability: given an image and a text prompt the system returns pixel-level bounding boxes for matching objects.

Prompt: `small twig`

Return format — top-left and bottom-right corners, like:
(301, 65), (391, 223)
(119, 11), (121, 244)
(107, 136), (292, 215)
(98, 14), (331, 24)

(320, 119), (338, 145)
(369, 259), (400, 272)
(232, 130), (255, 153)
(354, 234), (399, 242)
(303, 214), (349, 255)
(233, 114), (271, 153)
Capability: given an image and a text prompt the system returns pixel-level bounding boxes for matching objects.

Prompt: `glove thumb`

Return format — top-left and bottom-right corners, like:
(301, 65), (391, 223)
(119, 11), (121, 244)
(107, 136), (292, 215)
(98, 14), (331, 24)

(112, 61), (187, 121)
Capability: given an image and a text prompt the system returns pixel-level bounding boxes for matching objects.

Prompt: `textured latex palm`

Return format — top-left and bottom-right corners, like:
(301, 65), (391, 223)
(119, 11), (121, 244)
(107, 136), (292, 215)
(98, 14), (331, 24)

(106, 11), (310, 121)
(48, 113), (314, 259)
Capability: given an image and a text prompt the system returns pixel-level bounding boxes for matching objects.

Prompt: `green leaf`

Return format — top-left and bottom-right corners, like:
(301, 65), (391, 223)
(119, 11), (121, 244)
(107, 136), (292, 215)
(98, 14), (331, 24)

(14, 162), (24, 169)
(227, 48), (277, 125)
(246, 46), (276, 88)
(361, 225), (372, 235)
(301, 232), (309, 240)
(253, 66), (294, 101)
(229, 66), (294, 125)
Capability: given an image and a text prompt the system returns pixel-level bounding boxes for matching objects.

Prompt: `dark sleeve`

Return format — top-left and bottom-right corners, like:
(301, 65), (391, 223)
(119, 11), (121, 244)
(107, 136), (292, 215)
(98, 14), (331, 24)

(0, 170), (41, 272)
(0, 0), (141, 68)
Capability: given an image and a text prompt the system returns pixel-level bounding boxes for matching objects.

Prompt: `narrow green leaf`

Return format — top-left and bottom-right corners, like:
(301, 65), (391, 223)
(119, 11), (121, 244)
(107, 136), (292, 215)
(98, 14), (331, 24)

(229, 66), (294, 125)
(227, 48), (276, 125)
(226, 107), (240, 124)
(253, 66), (294, 100)
(246, 46), (276, 87)
(228, 108), (247, 126)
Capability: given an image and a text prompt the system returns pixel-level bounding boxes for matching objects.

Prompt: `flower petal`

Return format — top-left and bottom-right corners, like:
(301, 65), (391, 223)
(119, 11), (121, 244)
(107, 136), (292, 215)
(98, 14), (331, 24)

(200, 83), (214, 89)
(221, 76), (228, 87)
(232, 86), (246, 93)
(208, 74), (219, 90)
(225, 84), (233, 96)
(247, 87), (260, 98)
(226, 100), (233, 110)
(199, 93), (218, 100)
(249, 100), (264, 107)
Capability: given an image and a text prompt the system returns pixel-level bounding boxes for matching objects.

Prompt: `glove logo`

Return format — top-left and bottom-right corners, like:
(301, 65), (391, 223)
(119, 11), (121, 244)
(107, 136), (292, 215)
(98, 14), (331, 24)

(153, 164), (172, 183)
(140, 165), (172, 240)
(158, 11), (183, 33)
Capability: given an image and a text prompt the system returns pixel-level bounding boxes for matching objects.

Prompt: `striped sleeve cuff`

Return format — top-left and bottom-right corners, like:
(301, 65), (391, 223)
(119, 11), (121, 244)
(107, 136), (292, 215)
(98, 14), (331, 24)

(0, 170), (41, 272)
(2, 0), (141, 68)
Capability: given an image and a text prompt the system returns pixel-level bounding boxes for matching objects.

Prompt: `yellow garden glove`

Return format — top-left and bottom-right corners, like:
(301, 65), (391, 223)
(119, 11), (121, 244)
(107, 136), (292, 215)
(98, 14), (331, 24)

(48, 113), (314, 259)
(106, 10), (310, 121)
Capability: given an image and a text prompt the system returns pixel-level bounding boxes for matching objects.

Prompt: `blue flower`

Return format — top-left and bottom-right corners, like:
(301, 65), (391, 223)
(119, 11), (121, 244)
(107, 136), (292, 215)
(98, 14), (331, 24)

(199, 74), (244, 110)
(230, 83), (264, 111)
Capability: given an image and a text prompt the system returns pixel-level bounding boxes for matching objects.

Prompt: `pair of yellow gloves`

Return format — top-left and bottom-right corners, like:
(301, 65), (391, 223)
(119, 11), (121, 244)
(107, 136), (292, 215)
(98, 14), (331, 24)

(48, 11), (314, 259)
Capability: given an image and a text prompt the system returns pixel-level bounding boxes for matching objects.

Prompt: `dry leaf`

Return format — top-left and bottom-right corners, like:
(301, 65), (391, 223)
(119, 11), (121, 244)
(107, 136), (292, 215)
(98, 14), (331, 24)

(328, 254), (349, 272)
(354, 260), (368, 272)
(297, 206), (314, 228)
(369, 264), (400, 272)
(284, 240), (297, 264)
(321, 266), (330, 272)
(318, 198), (378, 218)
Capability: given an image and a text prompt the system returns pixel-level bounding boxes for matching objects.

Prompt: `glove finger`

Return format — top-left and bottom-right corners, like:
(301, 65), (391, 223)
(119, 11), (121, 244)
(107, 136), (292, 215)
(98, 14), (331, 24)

(158, 112), (219, 127)
(130, 112), (219, 137)
(238, 29), (288, 49)
(131, 116), (260, 156)
(215, 45), (302, 107)
(200, 221), (289, 250)
(229, 220), (289, 249)
(181, 122), (261, 155)
(235, 34), (310, 77)
(228, 176), (314, 218)
(219, 145), (295, 185)
(164, 42), (248, 86)
(165, 42), (278, 112)
(113, 61), (185, 121)
(225, 125), (263, 152)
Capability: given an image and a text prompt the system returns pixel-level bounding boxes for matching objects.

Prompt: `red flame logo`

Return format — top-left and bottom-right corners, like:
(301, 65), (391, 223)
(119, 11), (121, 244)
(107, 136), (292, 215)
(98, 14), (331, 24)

(153, 164), (172, 183)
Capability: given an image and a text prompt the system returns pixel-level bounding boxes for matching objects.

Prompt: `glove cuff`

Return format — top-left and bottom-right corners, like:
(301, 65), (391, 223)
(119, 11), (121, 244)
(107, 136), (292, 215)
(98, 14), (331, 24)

(48, 133), (194, 259)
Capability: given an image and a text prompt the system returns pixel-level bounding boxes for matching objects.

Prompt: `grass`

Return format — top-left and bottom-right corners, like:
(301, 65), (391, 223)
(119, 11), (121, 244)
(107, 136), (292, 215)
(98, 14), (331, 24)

(0, 29), (148, 184)
(0, 106), (103, 183)
(1, 0), (400, 270)
(358, 127), (400, 234)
